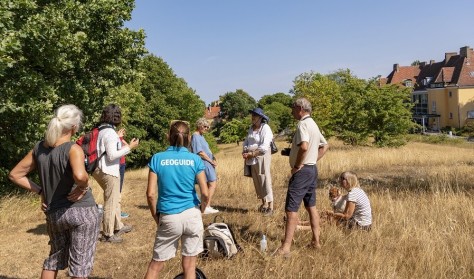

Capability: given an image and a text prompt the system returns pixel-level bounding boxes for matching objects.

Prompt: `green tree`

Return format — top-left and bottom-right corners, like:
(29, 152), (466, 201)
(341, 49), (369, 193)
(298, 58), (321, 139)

(262, 101), (292, 133)
(219, 89), (257, 120)
(258, 92), (293, 107)
(0, 0), (146, 190)
(366, 82), (415, 146)
(330, 69), (371, 145)
(133, 55), (205, 166)
(291, 71), (342, 137)
(219, 118), (248, 144)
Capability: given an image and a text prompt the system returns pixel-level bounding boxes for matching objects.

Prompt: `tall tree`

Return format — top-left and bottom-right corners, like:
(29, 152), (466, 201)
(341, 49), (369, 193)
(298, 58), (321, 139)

(134, 55), (205, 166)
(366, 82), (415, 146)
(291, 71), (342, 137)
(0, 0), (146, 190)
(219, 89), (257, 120)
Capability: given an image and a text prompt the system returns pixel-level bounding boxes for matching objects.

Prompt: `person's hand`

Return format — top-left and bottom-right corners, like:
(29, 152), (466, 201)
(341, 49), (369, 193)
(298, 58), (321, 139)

(67, 185), (88, 202)
(242, 152), (252, 159)
(117, 128), (126, 138)
(40, 193), (47, 212)
(211, 159), (218, 167)
(291, 165), (302, 175)
(128, 138), (139, 149)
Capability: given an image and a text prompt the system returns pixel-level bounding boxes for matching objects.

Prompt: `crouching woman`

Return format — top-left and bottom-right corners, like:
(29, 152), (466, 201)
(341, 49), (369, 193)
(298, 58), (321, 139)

(144, 120), (209, 279)
(328, 171), (372, 231)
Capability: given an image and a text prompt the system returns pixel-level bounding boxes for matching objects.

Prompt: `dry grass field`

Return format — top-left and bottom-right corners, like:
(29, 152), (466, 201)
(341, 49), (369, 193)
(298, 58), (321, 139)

(0, 138), (473, 279)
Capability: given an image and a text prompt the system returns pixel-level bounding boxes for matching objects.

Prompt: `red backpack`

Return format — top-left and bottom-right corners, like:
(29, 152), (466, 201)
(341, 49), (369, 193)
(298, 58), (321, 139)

(76, 124), (114, 174)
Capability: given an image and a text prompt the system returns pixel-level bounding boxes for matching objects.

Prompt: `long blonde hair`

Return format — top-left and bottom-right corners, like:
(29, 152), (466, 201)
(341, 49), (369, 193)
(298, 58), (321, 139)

(45, 104), (83, 147)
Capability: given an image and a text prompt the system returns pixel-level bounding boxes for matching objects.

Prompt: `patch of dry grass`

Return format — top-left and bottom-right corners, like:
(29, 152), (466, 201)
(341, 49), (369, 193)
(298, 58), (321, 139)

(1, 139), (473, 278)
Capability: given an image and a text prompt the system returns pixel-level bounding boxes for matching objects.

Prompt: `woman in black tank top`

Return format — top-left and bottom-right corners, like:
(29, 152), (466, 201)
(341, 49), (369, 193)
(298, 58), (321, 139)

(9, 104), (99, 278)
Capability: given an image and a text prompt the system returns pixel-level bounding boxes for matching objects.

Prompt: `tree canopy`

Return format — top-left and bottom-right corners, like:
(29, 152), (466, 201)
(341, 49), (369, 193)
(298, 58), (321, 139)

(0, 0), (147, 191)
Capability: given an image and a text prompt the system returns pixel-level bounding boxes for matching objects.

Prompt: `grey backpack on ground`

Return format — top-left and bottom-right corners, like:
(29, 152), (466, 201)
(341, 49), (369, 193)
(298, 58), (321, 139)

(201, 215), (242, 259)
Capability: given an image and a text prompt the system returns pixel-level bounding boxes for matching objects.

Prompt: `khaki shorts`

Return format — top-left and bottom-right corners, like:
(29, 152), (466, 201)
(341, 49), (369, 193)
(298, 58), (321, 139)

(152, 206), (204, 261)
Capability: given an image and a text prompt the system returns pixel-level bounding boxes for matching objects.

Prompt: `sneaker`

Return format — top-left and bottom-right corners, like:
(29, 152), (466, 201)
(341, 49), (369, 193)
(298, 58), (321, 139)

(121, 212), (129, 218)
(114, 224), (133, 236)
(263, 208), (274, 217)
(203, 206), (219, 214)
(99, 234), (123, 243)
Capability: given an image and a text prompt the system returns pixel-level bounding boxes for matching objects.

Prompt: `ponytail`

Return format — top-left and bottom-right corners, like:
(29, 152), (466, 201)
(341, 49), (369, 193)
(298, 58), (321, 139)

(169, 120), (190, 147)
(44, 104), (83, 147)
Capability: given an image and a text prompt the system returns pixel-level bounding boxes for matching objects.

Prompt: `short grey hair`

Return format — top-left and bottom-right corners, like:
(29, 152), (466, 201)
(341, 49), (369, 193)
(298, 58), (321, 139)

(293, 97), (312, 113)
(195, 117), (209, 128)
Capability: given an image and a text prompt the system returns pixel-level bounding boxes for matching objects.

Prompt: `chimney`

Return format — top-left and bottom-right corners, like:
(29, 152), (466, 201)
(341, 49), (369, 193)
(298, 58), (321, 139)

(445, 52), (457, 63)
(460, 46), (472, 59)
(393, 64), (399, 72)
(430, 60), (435, 64)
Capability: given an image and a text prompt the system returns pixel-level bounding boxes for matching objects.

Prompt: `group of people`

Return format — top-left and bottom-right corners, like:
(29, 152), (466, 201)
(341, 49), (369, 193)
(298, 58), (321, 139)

(8, 97), (372, 278)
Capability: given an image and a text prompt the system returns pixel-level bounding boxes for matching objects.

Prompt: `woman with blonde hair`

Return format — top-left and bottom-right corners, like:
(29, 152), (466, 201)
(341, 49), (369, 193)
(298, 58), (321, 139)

(191, 117), (219, 214)
(9, 104), (99, 278)
(328, 171), (372, 230)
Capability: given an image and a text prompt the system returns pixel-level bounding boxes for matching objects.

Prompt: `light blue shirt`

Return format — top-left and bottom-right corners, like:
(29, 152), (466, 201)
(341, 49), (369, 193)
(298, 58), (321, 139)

(148, 146), (205, 214)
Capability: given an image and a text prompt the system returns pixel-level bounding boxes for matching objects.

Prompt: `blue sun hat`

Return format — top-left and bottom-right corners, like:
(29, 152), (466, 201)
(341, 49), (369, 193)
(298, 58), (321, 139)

(248, 107), (269, 122)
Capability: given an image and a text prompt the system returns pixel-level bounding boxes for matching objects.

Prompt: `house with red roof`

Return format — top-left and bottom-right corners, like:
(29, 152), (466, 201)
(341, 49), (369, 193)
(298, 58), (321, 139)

(383, 46), (474, 131)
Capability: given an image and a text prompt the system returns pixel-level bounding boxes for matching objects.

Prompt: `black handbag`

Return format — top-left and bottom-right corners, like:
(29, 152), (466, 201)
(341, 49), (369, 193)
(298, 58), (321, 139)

(270, 140), (278, 154)
(244, 163), (252, 177)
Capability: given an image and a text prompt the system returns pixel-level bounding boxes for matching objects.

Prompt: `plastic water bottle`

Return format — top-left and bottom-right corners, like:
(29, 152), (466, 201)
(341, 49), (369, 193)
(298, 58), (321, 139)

(260, 235), (267, 253)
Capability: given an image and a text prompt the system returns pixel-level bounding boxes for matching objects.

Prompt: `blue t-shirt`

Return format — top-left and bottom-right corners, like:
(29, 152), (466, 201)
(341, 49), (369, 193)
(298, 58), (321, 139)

(148, 146), (205, 214)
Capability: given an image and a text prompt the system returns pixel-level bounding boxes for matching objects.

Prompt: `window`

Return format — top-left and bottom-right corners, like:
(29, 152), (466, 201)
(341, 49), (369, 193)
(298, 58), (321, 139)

(404, 80), (413, 87)
(423, 77), (433, 86)
(449, 113), (453, 119)
(468, 110), (474, 119)
(432, 101), (437, 113)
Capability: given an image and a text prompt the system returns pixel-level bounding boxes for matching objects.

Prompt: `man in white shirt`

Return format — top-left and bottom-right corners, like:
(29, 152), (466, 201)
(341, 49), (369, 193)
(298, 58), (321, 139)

(277, 97), (329, 256)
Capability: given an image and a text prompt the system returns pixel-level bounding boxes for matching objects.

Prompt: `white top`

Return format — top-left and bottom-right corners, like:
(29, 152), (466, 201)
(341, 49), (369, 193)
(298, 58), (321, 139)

(289, 116), (327, 167)
(347, 187), (372, 226)
(243, 123), (273, 165)
(96, 127), (130, 177)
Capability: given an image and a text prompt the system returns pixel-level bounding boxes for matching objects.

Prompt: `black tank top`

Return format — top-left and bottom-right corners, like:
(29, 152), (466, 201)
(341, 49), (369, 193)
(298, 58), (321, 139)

(33, 141), (95, 212)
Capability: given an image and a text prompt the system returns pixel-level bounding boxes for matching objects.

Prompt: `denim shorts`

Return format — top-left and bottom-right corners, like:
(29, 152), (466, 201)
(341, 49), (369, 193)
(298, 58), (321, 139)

(285, 165), (318, 212)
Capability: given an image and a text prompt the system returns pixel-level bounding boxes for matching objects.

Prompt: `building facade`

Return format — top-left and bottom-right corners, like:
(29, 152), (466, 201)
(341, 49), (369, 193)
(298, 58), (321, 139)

(382, 46), (474, 131)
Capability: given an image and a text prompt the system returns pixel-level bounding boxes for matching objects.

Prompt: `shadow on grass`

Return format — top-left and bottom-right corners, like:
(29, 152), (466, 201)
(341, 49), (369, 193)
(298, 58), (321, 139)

(212, 205), (249, 214)
(26, 223), (47, 235)
(0, 275), (25, 279)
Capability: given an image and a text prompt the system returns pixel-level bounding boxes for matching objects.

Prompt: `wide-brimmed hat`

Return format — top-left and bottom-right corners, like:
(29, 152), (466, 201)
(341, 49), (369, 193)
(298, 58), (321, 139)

(248, 107), (269, 122)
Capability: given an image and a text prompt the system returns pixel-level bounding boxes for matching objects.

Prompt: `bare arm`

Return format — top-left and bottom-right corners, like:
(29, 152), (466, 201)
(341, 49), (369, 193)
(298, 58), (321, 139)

(67, 144), (90, 202)
(196, 171), (209, 213)
(332, 201), (355, 220)
(146, 169), (159, 225)
(197, 151), (217, 167)
(8, 150), (42, 194)
(317, 144), (329, 161)
(291, 141), (308, 175)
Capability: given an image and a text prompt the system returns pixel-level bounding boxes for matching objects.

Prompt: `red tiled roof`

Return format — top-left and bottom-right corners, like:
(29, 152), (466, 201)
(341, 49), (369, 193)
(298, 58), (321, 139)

(434, 67), (455, 83)
(384, 46), (474, 89)
(204, 106), (220, 119)
(386, 65), (420, 85)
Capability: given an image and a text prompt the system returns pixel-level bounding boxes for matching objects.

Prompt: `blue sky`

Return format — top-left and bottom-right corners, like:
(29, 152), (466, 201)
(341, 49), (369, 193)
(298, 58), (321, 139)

(125, 0), (474, 105)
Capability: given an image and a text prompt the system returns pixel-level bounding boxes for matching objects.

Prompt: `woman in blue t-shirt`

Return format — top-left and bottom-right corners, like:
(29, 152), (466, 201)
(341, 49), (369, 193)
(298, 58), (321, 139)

(145, 120), (209, 279)
(191, 117), (219, 214)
